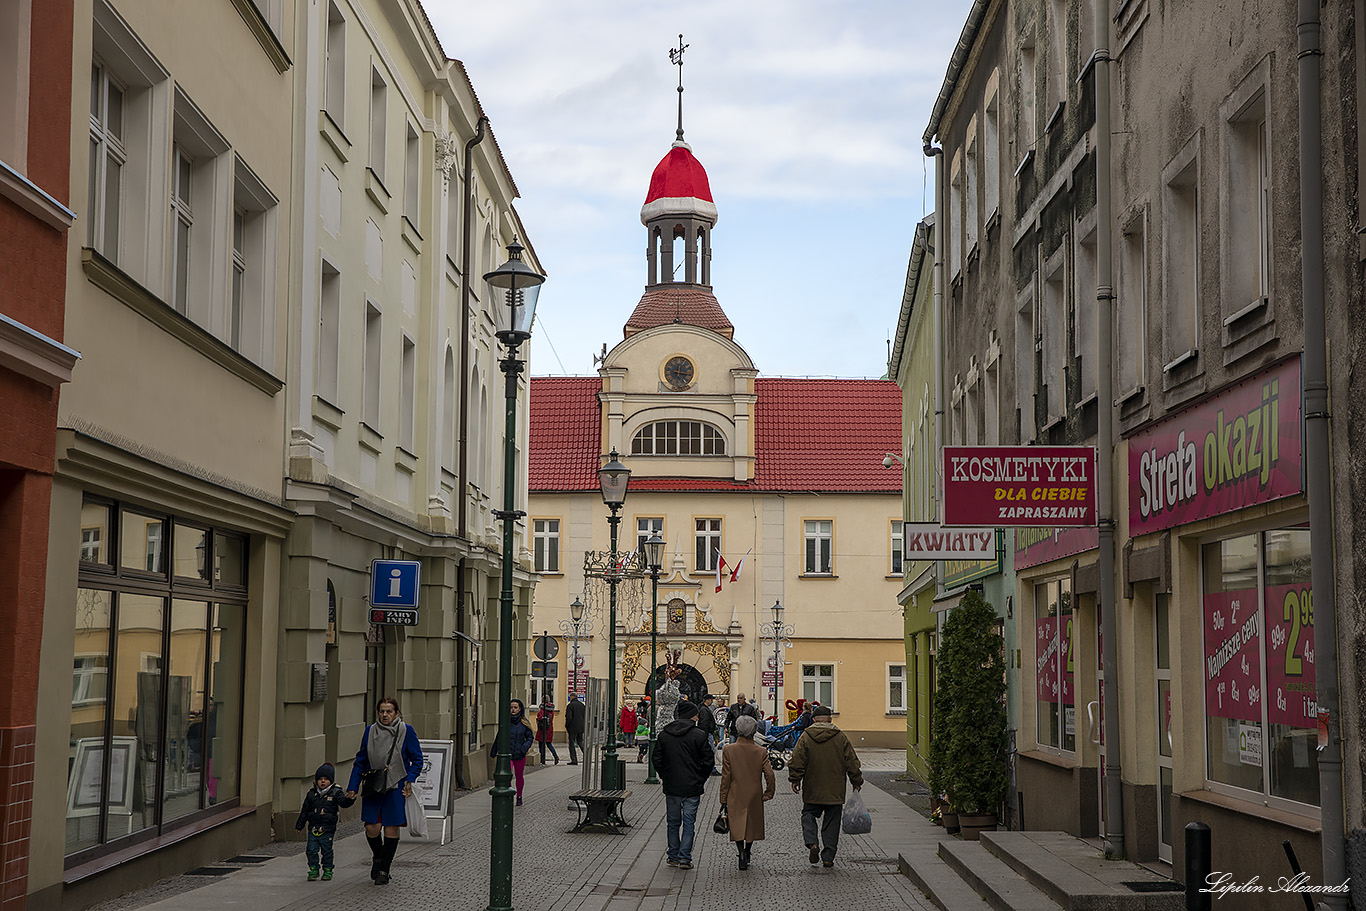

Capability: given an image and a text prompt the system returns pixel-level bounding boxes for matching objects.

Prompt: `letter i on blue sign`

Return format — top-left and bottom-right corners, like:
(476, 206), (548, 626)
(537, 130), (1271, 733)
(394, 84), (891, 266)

(370, 559), (420, 608)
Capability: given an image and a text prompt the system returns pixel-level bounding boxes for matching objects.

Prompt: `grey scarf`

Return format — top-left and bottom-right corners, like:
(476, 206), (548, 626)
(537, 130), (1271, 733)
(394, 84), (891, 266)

(367, 719), (408, 791)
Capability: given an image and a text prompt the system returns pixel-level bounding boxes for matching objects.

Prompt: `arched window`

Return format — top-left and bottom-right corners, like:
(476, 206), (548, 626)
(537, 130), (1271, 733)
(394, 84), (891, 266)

(631, 421), (726, 456)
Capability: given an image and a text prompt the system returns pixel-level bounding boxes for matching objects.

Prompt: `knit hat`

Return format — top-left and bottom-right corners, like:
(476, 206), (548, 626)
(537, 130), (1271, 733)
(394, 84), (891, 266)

(315, 762), (336, 784)
(812, 704), (832, 717)
(676, 701), (699, 719)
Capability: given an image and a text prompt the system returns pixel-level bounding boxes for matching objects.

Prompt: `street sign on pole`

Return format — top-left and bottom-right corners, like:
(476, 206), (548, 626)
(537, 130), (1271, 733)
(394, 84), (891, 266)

(370, 607), (418, 626)
(534, 634), (559, 661)
(761, 671), (783, 687)
(370, 559), (421, 608)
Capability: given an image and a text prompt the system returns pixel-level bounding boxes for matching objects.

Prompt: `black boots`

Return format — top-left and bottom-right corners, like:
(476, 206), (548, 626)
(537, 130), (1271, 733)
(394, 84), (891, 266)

(367, 834), (384, 881)
(737, 841), (752, 870)
(368, 832), (399, 885)
(377, 833), (400, 884)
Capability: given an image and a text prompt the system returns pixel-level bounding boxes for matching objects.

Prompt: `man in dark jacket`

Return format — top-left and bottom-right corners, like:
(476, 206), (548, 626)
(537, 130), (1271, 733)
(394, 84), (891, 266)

(652, 701), (714, 869)
(564, 693), (586, 765)
(788, 704), (862, 868)
(726, 693), (758, 742)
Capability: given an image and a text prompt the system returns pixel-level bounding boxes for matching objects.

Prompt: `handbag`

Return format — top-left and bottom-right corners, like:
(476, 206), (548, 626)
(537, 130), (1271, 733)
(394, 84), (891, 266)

(360, 725), (401, 799)
(712, 805), (729, 835)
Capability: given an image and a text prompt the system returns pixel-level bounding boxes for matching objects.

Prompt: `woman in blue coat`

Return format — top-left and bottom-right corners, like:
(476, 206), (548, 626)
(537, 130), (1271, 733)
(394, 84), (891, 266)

(491, 699), (536, 805)
(346, 696), (423, 885)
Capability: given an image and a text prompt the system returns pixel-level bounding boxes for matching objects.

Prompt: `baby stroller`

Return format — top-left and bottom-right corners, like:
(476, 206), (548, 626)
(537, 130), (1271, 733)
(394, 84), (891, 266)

(759, 717), (804, 770)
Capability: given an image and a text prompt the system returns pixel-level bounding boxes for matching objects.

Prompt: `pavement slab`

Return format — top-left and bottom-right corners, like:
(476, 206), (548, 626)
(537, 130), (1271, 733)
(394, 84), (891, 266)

(91, 750), (933, 911)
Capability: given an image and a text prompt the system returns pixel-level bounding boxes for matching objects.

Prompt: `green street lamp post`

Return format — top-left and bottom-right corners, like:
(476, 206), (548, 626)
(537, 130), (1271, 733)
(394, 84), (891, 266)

(485, 238), (543, 911)
(597, 449), (631, 789)
(642, 533), (665, 785)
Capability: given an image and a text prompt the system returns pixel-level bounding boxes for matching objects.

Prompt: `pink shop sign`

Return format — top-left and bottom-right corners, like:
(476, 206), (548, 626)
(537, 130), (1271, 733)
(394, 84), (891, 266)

(1264, 582), (1317, 729)
(1128, 358), (1303, 536)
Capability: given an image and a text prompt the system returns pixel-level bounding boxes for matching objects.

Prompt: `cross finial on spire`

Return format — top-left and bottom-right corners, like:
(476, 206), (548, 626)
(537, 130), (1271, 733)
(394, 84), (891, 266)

(668, 34), (689, 143)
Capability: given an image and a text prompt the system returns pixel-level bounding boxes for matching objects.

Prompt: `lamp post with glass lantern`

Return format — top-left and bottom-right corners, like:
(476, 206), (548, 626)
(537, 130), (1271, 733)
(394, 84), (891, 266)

(759, 600), (794, 725)
(557, 597), (594, 704)
(597, 449), (631, 789)
(642, 533), (665, 785)
(484, 237), (543, 911)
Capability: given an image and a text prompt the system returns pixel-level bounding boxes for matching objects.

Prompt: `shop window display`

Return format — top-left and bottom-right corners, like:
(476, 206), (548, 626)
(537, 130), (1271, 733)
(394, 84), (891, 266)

(1034, 577), (1074, 752)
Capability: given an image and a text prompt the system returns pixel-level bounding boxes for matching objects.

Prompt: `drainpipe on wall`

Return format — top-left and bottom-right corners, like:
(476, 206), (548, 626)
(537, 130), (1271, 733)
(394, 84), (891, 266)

(924, 142), (945, 518)
(455, 116), (488, 790)
(1297, 3), (1347, 906)
(1094, 0), (1125, 860)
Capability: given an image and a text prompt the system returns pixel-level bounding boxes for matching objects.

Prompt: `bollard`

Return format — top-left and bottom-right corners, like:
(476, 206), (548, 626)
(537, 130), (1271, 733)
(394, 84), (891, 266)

(1185, 822), (1211, 911)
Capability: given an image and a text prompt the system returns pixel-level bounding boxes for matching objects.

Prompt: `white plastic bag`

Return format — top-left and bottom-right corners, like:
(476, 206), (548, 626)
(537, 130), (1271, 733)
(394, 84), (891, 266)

(406, 791), (429, 838)
(841, 789), (872, 834)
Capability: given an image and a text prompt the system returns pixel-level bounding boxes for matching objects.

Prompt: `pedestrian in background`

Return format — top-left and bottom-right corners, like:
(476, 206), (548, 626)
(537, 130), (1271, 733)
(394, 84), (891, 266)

(726, 693), (757, 743)
(295, 762), (353, 881)
(345, 697), (423, 885)
(698, 693), (721, 776)
(620, 700), (638, 748)
(535, 701), (560, 765)
(719, 715), (775, 870)
(652, 701), (714, 870)
(564, 693), (586, 765)
(490, 699), (536, 806)
(635, 698), (651, 762)
(787, 704), (862, 869)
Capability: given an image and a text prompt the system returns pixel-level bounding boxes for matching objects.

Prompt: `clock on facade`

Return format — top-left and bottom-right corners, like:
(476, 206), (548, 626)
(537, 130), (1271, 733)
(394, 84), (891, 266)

(663, 356), (695, 390)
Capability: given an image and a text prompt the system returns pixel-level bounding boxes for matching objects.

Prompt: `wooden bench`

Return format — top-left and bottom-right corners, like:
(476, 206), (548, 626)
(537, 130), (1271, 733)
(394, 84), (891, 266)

(568, 789), (631, 835)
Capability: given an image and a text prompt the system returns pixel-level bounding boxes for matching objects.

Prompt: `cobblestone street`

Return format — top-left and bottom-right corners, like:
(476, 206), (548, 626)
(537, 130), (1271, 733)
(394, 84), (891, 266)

(94, 751), (933, 911)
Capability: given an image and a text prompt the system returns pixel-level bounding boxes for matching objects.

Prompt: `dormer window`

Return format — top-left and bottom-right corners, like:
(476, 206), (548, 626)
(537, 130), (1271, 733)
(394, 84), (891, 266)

(631, 420), (726, 456)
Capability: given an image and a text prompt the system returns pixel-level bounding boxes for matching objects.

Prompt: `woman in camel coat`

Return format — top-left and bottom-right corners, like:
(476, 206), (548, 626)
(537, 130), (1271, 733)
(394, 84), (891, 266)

(718, 714), (775, 870)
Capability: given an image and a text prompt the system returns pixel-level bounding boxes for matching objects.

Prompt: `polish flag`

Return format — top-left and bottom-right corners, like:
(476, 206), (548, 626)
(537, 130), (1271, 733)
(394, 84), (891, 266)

(715, 555), (729, 593)
(729, 550), (750, 584)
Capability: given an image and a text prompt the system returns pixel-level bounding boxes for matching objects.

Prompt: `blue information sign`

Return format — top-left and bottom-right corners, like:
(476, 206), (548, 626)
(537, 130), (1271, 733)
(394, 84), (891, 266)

(370, 559), (421, 609)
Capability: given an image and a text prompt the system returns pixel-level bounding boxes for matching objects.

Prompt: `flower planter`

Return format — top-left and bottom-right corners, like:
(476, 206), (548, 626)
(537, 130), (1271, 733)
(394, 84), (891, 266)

(941, 811), (960, 834)
(957, 813), (998, 841)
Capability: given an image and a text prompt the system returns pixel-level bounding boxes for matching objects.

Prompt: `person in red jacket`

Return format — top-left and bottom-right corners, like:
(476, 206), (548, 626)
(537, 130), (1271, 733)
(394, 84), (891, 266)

(620, 701), (639, 748)
(535, 701), (559, 765)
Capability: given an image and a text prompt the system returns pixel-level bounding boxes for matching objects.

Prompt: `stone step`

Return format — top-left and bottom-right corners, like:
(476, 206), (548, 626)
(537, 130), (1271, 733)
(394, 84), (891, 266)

(980, 832), (1185, 911)
(938, 839), (1063, 911)
(897, 841), (996, 911)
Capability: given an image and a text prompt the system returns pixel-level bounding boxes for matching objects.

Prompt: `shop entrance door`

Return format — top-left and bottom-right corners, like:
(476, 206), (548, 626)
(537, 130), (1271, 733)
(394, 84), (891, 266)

(1090, 605), (1106, 838)
(1154, 593), (1173, 863)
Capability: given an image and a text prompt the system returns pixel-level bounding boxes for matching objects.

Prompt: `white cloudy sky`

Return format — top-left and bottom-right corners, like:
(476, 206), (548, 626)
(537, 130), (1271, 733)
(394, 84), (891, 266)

(426, 1), (971, 378)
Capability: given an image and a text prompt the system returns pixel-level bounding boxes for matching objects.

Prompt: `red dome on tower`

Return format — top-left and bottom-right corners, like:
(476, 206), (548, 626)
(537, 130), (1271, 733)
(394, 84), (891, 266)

(640, 142), (718, 225)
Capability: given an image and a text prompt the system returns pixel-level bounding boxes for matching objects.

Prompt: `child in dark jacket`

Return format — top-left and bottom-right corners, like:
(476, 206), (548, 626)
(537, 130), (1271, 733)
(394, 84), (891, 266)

(295, 762), (354, 880)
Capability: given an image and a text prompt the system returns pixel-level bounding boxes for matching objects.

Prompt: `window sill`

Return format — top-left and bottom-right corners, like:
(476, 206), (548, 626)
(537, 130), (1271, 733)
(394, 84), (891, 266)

(64, 804), (255, 882)
(535, 571), (564, 578)
(1116, 384), (1145, 408)
(394, 445), (418, 472)
(227, 0), (291, 73)
(1162, 347), (1198, 374)
(358, 421), (383, 454)
(1044, 101), (1066, 134)
(402, 216), (423, 255)
(366, 168), (391, 215)
(1019, 748), (1078, 770)
(319, 110), (350, 163)
(886, 573), (905, 580)
(1178, 788), (1321, 832)
(1014, 149), (1035, 178)
(798, 573), (838, 580)
(312, 394), (344, 431)
(886, 710), (908, 717)
(81, 248), (283, 396)
(984, 208), (1000, 236)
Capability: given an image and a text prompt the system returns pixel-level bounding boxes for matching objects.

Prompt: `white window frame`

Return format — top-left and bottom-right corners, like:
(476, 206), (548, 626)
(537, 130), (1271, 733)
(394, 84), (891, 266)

(983, 74), (1000, 222)
(1162, 138), (1201, 370)
(949, 153), (962, 278)
(317, 259), (341, 403)
(636, 516), (664, 554)
(399, 335), (416, 450)
(363, 300), (382, 430)
(964, 122), (979, 256)
(403, 121), (420, 226)
(887, 663), (908, 714)
(231, 155), (277, 364)
(1221, 63), (1271, 327)
(170, 144), (193, 314)
(631, 420), (727, 456)
(532, 518), (560, 574)
(1019, 38), (1037, 155)
(1117, 208), (1148, 396)
(1015, 283), (1036, 441)
(890, 520), (904, 576)
(89, 60), (127, 260)
(1073, 225), (1099, 404)
(801, 662), (836, 710)
(1042, 248), (1066, 424)
(529, 674), (553, 710)
(803, 519), (833, 575)
(694, 518), (721, 572)
(369, 65), (387, 184)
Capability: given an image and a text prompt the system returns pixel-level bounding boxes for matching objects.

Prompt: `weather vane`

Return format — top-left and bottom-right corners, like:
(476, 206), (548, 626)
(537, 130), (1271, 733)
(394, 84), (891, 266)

(669, 34), (689, 143)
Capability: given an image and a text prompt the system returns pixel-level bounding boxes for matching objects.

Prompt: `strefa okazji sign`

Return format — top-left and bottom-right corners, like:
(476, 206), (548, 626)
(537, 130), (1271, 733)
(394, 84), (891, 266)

(1128, 358), (1302, 536)
(942, 446), (1097, 527)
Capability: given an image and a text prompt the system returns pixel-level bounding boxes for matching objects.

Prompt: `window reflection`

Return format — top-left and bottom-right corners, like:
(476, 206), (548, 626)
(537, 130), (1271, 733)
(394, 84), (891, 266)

(67, 589), (112, 854)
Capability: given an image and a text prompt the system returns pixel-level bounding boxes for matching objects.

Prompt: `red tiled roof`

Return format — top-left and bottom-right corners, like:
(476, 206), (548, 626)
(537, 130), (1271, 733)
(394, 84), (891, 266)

(623, 286), (734, 338)
(645, 146), (714, 204)
(528, 377), (602, 490)
(528, 377), (902, 494)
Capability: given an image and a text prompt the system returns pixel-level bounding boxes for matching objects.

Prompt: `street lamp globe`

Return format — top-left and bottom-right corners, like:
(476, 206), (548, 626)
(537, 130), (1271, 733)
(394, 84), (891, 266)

(570, 596), (584, 623)
(644, 532), (666, 571)
(597, 449), (631, 506)
(772, 599), (784, 623)
(485, 237), (544, 345)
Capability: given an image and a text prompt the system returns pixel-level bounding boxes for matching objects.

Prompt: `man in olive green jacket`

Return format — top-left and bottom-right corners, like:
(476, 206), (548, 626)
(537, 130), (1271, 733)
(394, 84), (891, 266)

(787, 704), (862, 867)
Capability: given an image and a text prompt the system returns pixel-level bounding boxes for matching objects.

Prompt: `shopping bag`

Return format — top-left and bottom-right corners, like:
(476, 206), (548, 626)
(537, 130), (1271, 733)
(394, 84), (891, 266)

(406, 791), (429, 839)
(712, 805), (729, 834)
(841, 789), (872, 834)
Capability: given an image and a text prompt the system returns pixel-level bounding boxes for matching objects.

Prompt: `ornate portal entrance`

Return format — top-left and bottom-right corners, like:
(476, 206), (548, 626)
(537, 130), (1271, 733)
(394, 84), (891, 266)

(645, 662), (708, 705)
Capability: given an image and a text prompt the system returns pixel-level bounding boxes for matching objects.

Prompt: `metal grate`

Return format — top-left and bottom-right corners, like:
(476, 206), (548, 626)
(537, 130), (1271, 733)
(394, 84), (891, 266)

(1123, 881), (1184, 892)
(185, 867), (236, 876)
